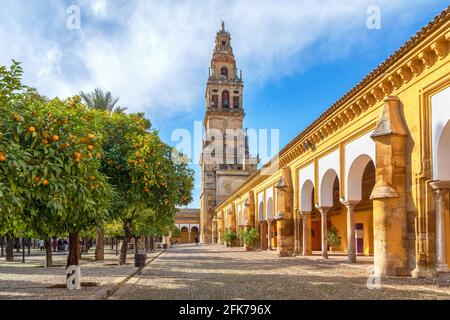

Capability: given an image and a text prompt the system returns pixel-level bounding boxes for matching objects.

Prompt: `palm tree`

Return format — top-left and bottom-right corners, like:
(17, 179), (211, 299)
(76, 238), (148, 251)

(79, 89), (126, 262)
(79, 88), (126, 113)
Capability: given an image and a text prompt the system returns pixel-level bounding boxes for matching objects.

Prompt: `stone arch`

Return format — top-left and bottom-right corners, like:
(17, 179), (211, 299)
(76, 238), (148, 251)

(347, 154), (375, 201)
(320, 169), (339, 207)
(437, 120), (450, 180)
(221, 66), (228, 79)
(222, 90), (230, 108)
(431, 86), (450, 180)
(267, 197), (274, 219)
(300, 179), (314, 212)
(180, 226), (189, 244)
(258, 201), (264, 221)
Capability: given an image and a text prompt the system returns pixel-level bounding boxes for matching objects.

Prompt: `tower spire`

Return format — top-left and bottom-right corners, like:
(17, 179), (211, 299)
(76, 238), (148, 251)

(221, 20), (225, 31)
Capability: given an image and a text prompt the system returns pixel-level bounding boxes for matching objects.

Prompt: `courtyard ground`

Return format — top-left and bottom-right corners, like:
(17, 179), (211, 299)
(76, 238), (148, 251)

(1, 244), (449, 300)
(110, 244), (450, 300)
(0, 247), (162, 300)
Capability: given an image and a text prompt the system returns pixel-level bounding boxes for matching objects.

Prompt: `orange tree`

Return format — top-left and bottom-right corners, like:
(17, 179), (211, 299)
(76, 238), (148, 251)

(0, 61), (28, 261)
(0, 61), (113, 268)
(96, 111), (194, 264)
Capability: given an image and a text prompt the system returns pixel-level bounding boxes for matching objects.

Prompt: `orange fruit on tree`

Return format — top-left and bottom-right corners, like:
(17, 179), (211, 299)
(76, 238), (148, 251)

(87, 145), (94, 151)
(52, 135), (59, 142)
(88, 134), (95, 139)
(28, 126), (36, 133)
(0, 153), (6, 162)
(43, 180), (49, 186)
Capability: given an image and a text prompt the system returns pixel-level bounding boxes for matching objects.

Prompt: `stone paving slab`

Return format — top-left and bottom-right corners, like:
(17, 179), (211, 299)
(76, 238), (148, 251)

(111, 244), (450, 300)
(0, 248), (160, 300)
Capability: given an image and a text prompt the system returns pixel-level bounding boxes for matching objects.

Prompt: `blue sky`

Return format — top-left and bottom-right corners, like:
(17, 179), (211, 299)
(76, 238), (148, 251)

(0, 0), (447, 208)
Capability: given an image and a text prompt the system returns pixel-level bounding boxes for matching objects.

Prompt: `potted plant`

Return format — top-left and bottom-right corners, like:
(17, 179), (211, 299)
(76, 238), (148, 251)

(327, 226), (341, 252)
(221, 229), (237, 247)
(241, 228), (259, 251)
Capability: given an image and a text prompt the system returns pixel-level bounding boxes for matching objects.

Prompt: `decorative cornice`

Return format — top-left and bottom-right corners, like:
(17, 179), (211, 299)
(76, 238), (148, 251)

(216, 6), (450, 213)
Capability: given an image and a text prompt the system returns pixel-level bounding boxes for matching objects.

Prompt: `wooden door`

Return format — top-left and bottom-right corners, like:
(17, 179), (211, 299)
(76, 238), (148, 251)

(311, 221), (321, 251)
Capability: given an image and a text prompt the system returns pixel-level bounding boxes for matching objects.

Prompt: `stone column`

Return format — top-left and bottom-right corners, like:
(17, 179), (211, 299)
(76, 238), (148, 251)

(316, 206), (331, 259)
(275, 166), (295, 257)
(294, 211), (302, 255)
(341, 201), (359, 263)
(301, 211), (312, 256)
(429, 181), (450, 272)
(267, 219), (273, 250)
(370, 96), (409, 276)
(212, 217), (218, 244)
(259, 221), (264, 250)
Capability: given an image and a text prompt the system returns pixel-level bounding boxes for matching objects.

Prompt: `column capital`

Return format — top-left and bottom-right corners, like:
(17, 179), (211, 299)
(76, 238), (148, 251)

(340, 200), (360, 209)
(315, 205), (331, 214)
(429, 180), (450, 193)
(300, 211), (311, 217)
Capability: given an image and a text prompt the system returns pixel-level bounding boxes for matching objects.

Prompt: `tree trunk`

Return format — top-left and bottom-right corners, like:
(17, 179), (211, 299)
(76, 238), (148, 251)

(44, 238), (53, 268)
(15, 237), (20, 253)
(67, 232), (81, 268)
(150, 236), (154, 252)
(27, 238), (31, 255)
(119, 220), (132, 265)
(1, 237), (4, 257)
(6, 235), (14, 262)
(144, 236), (149, 253)
(115, 237), (119, 256)
(134, 236), (139, 253)
(111, 237), (114, 250)
(95, 228), (104, 261)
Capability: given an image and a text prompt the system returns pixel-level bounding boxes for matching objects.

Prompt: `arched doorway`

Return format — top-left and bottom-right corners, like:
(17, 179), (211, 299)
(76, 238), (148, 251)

(190, 226), (199, 243)
(180, 227), (189, 244)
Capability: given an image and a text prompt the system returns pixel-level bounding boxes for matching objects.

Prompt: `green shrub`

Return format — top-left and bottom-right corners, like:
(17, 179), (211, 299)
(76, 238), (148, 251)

(241, 228), (259, 250)
(327, 226), (341, 249)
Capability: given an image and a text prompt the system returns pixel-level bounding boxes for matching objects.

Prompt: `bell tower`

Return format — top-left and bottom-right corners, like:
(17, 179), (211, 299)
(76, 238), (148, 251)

(200, 22), (258, 244)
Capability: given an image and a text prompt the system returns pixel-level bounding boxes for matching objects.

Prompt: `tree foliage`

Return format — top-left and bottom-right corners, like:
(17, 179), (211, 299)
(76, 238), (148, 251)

(0, 61), (195, 268)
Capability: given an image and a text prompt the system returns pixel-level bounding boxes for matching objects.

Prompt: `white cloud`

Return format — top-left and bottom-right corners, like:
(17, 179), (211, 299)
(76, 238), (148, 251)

(0, 0), (442, 118)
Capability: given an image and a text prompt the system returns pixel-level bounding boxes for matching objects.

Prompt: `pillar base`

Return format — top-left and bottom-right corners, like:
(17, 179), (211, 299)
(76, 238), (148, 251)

(436, 264), (450, 273)
(411, 266), (437, 278)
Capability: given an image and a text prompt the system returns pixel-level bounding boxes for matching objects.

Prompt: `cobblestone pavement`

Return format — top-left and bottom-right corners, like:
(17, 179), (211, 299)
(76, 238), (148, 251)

(111, 244), (450, 300)
(0, 248), (160, 300)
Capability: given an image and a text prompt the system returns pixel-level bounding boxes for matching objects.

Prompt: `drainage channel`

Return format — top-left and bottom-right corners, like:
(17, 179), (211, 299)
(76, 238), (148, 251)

(102, 249), (166, 300)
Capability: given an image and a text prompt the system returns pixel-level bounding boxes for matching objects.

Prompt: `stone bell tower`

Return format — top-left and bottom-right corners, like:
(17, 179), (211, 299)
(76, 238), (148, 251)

(200, 22), (258, 244)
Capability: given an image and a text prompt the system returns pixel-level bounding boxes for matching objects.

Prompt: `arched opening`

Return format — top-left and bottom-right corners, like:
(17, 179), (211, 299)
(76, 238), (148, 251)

(220, 67), (228, 79)
(267, 197), (273, 219)
(180, 227), (189, 244)
(436, 120), (450, 269)
(347, 155), (376, 256)
(258, 202), (264, 221)
(190, 226), (199, 243)
(266, 197), (276, 249)
(437, 121), (450, 180)
(300, 180), (314, 212)
(258, 201), (267, 250)
(318, 169), (341, 256)
(222, 90), (230, 108)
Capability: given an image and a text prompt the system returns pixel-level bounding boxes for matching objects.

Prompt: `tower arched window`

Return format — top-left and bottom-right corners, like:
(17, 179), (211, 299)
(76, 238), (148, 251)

(222, 91), (230, 108)
(220, 67), (228, 80)
(233, 96), (240, 109)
